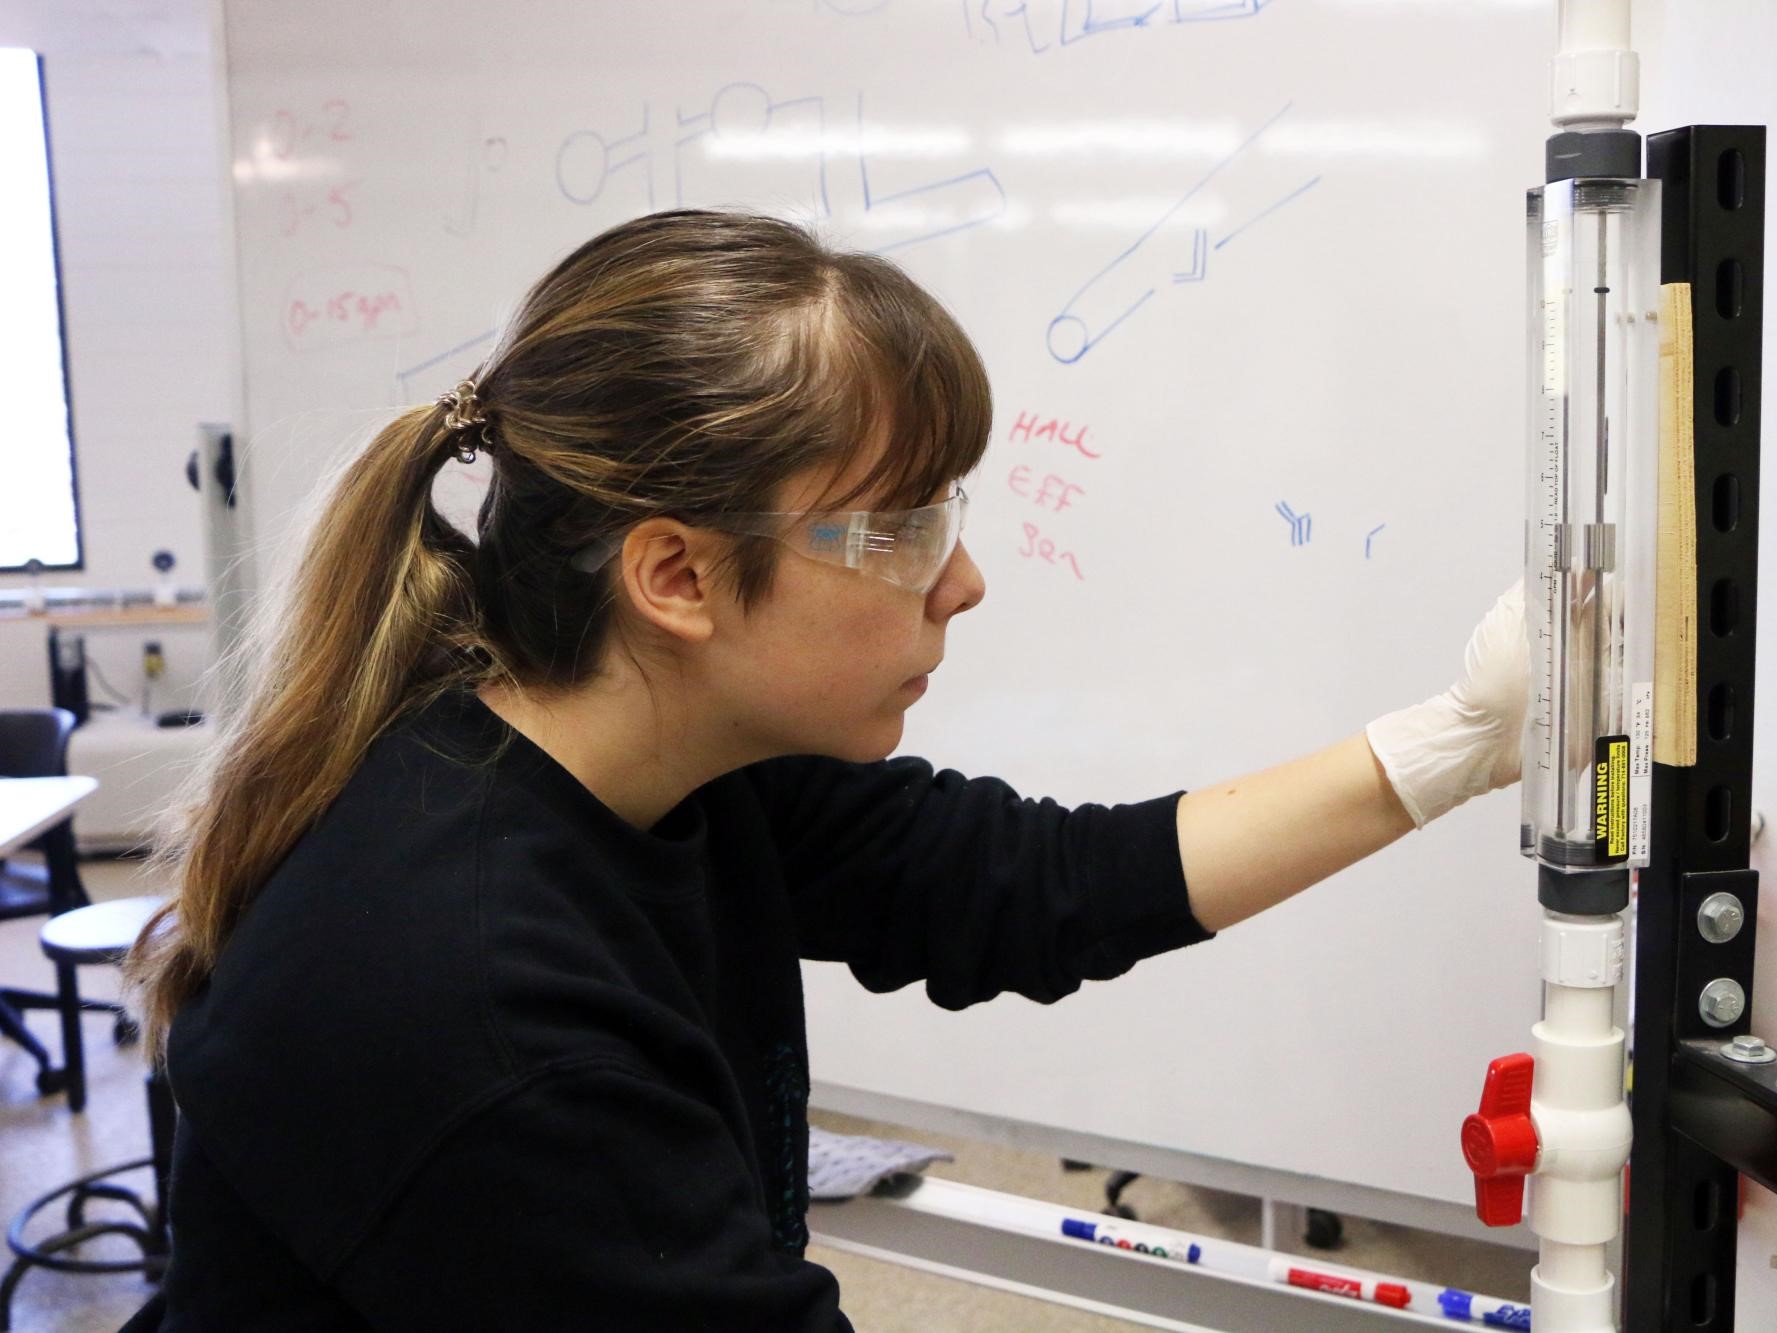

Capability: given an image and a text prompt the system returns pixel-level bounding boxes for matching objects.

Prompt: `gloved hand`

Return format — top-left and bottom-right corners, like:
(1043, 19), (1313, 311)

(1364, 581), (1530, 828)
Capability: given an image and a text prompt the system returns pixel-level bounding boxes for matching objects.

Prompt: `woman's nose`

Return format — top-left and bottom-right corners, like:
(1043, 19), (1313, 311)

(929, 540), (986, 621)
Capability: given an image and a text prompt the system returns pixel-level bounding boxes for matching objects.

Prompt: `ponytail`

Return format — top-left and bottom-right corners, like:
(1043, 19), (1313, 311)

(127, 406), (485, 1055)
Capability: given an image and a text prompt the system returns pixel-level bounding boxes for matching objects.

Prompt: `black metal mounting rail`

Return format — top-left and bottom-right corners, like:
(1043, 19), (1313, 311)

(1627, 123), (1766, 1333)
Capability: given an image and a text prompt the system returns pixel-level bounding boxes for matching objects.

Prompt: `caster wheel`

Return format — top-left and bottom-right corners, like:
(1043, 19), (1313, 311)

(115, 1016), (140, 1046)
(36, 1066), (67, 1096)
(1103, 1202), (1137, 1220)
(1304, 1208), (1344, 1250)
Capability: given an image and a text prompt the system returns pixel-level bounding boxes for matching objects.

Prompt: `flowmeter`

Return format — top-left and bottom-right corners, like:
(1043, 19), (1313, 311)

(1521, 172), (1661, 915)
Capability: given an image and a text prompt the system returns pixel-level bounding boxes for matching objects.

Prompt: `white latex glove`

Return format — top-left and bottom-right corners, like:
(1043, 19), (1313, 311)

(1364, 581), (1530, 828)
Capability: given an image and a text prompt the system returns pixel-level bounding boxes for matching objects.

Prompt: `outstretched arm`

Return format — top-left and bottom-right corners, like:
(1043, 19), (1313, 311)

(1178, 582), (1528, 933)
(1175, 731), (1411, 933)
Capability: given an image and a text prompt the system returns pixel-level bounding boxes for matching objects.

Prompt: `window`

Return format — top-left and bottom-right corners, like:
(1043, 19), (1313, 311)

(0, 48), (82, 571)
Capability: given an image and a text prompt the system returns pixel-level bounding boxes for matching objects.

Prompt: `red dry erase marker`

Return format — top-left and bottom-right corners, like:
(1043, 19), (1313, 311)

(1268, 1258), (1411, 1309)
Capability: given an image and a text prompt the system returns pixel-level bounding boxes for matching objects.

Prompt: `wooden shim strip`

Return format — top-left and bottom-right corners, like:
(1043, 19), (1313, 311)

(1654, 281), (1698, 767)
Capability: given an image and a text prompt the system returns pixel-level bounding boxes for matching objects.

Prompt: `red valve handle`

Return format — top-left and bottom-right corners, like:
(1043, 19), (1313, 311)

(1460, 1052), (1538, 1227)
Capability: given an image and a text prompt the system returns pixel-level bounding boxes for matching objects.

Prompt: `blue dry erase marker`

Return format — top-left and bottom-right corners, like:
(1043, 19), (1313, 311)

(1438, 1287), (1532, 1328)
(1059, 1217), (1200, 1265)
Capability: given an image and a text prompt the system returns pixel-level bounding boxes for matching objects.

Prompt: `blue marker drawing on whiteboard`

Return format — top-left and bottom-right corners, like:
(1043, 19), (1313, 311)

(967, 0), (1052, 52)
(1170, 0), (1275, 20)
(964, 0), (1275, 53)
(1276, 501), (1310, 547)
(556, 105), (655, 210)
(550, 83), (999, 254)
(1060, 0), (1165, 47)
(396, 331), (497, 395)
(1365, 524), (1385, 559)
(675, 82), (832, 219)
(1214, 174), (1322, 251)
(1045, 103), (1317, 364)
(855, 93), (1006, 252)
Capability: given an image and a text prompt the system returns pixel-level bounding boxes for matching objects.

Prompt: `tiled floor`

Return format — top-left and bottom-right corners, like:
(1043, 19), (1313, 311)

(0, 858), (1533, 1331)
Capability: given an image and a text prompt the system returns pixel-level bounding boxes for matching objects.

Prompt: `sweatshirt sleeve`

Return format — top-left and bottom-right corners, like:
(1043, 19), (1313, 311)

(742, 756), (1214, 1009)
(332, 1057), (851, 1333)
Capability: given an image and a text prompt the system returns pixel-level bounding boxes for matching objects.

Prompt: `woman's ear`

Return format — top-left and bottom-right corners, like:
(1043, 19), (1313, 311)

(614, 518), (723, 644)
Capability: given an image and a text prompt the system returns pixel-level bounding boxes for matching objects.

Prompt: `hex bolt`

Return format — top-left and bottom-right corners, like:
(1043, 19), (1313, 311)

(1699, 978), (1747, 1028)
(1697, 892), (1746, 944)
(1721, 1035), (1777, 1064)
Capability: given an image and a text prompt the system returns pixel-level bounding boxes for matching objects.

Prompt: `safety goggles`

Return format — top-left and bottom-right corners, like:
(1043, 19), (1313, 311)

(571, 487), (968, 594)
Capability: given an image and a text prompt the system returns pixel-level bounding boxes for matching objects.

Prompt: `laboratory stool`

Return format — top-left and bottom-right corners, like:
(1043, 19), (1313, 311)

(1, 896), (173, 1331)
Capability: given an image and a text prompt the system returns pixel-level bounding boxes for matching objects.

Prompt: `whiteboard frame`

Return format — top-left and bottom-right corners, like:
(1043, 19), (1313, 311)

(812, 1079), (1539, 1251)
(810, 1176), (1478, 1331)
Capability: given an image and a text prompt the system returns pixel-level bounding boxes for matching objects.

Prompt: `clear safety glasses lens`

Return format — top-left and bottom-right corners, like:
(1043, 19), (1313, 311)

(568, 489), (969, 593)
(747, 489), (967, 593)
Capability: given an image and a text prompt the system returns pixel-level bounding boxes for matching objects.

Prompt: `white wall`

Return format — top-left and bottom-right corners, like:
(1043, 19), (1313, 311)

(0, 0), (232, 716)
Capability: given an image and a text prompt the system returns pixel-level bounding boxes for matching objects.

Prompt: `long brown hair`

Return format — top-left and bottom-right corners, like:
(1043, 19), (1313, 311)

(127, 209), (991, 1054)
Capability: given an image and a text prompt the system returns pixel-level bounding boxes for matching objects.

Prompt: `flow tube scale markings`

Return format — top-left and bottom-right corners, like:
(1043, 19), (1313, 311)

(1530, 202), (1569, 812)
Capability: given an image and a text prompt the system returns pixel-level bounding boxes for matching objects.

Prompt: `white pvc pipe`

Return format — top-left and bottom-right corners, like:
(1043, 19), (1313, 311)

(1559, 0), (1631, 53)
(1539, 1239), (1606, 1290)
(1544, 983), (1615, 1038)
(1550, 0), (1640, 131)
(1533, 1249), (1615, 1333)
(1527, 911), (1632, 1332)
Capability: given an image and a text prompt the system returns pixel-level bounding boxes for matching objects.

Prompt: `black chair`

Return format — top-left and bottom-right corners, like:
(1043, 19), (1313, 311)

(0, 708), (132, 1110)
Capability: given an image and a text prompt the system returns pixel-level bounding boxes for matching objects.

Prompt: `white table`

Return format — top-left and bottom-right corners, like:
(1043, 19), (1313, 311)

(0, 776), (98, 858)
(1, 774), (101, 1101)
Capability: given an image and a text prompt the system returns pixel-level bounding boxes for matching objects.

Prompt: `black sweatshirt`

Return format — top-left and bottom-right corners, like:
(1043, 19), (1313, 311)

(132, 689), (1211, 1331)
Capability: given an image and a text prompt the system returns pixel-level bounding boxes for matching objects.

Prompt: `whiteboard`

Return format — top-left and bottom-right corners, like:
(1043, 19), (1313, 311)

(217, 0), (1770, 1219)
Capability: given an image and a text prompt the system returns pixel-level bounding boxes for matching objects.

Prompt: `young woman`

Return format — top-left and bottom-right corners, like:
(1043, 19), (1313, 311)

(125, 209), (1526, 1330)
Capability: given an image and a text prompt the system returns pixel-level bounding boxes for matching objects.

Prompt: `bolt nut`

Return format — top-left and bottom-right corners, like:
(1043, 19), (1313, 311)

(1700, 978), (1748, 1028)
(1698, 892), (1746, 944)
(1722, 1035), (1777, 1064)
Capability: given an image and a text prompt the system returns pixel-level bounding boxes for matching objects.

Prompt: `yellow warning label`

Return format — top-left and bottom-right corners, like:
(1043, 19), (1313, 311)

(1594, 735), (1629, 861)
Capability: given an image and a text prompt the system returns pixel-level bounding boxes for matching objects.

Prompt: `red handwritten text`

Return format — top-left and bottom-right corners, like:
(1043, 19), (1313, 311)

(268, 101), (354, 159)
(281, 180), (361, 237)
(1020, 522), (1085, 580)
(288, 290), (403, 339)
(1007, 464), (1085, 513)
(283, 264), (418, 352)
(1007, 410), (1101, 460)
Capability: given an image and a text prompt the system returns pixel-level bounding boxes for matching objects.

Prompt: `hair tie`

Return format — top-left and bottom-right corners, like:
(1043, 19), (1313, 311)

(437, 380), (495, 464)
